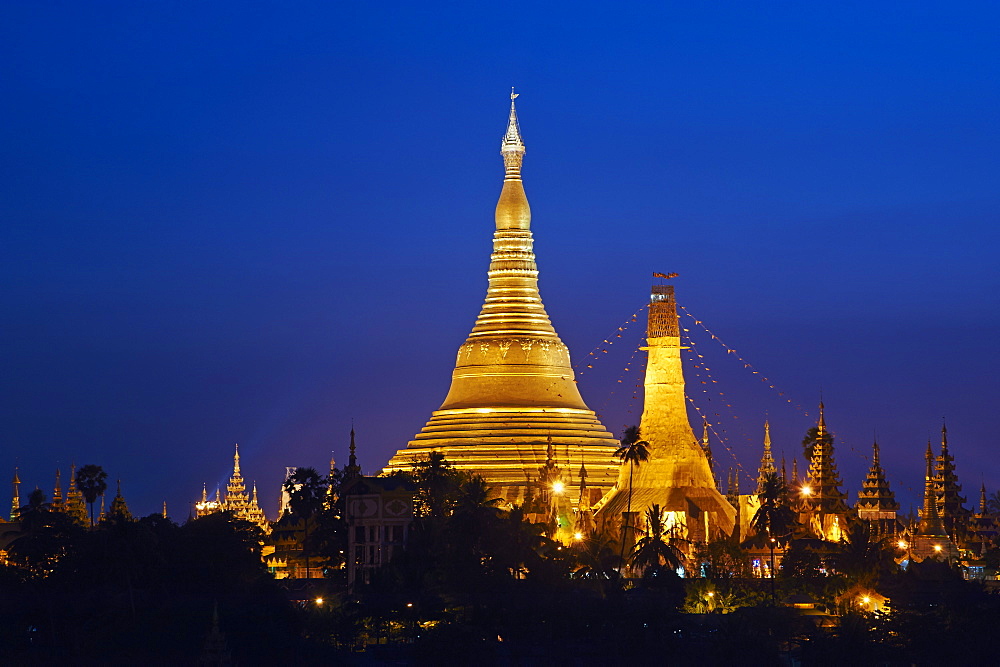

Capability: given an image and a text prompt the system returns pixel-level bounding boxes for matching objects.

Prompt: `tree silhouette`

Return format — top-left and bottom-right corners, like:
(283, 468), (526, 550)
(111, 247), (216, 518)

(412, 451), (463, 518)
(614, 433), (650, 568)
(749, 471), (797, 602)
(749, 472), (797, 547)
(630, 504), (685, 579)
(76, 464), (108, 527)
(986, 490), (1000, 515)
(802, 426), (833, 461)
(284, 467), (328, 578)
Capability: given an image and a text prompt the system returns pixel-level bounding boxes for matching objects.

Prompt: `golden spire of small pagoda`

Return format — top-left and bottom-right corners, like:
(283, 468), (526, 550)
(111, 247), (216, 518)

(919, 440), (947, 536)
(701, 418), (715, 475)
(756, 419), (776, 493)
(108, 479), (133, 522)
(52, 468), (63, 511)
(11, 466), (21, 521)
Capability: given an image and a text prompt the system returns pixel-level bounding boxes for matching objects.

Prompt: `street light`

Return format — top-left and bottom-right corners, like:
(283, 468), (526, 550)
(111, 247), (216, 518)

(769, 537), (777, 606)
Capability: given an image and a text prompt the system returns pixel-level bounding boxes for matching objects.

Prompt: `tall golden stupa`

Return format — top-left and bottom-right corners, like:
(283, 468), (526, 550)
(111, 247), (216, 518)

(593, 283), (735, 542)
(384, 92), (619, 508)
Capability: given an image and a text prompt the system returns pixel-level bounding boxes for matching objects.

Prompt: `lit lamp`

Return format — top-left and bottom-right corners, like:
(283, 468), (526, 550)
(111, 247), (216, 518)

(573, 532), (583, 541)
(552, 481), (565, 495)
(801, 486), (812, 497)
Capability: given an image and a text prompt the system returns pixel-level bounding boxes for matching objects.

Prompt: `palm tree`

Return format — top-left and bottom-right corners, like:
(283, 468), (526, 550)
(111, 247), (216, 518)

(750, 472), (797, 546)
(492, 504), (548, 579)
(450, 475), (504, 565)
(413, 451), (462, 518)
(16, 489), (53, 532)
(630, 504), (685, 578)
(572, 527), (622, 581)
(835, 520), (895, 587)
(615, 432), (650, 567)
(986, 490), (1000, 516)
(284, 466), (328, 578)
(749, 471), (797, 602)
(76, 464), (108, 527)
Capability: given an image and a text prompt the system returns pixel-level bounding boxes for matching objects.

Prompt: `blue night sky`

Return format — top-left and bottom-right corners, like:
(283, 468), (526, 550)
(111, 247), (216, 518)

(2, 2), (998, 518)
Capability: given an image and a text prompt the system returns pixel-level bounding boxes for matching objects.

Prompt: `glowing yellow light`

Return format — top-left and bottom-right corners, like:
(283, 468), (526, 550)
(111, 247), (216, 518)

(861, 596), (870, 605)
(934, 544), (942, 552)
(406, 602), (413, 608)
(897, 540), (908, 550)
(315, 597), (324, 605)
(801, 486), (812, 496)
(707, 592), (715, 597)
(573, 532), (583, 541)
(552, 481), (565, 494)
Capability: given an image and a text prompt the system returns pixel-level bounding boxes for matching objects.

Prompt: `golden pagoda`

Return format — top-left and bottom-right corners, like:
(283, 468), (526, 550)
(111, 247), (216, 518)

(195, 444), (270, 533)
(592, 282), (735, 543)
(384, 92), (619, 508)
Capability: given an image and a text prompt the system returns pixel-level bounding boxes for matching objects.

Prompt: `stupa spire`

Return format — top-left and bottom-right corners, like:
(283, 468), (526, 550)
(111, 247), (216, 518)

(233, 443), (241, 474)
(756, 419), (776, 493)
(385, 91), (617, 508)
(52, 468), (63, 511)
(349, 427), (358, 469)
(501, 89), (525, 178)
(701, 419), (715, 474)
(919, 441), (946, 536)
(11, 466), (21, 521)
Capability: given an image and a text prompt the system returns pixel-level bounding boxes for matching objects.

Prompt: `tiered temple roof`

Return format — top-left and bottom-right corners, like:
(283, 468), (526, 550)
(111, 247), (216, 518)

(855, 441), (900, 535)
(934, 424), (970, 535)
(197, 444), (269, 532)
(65, 464), (87, 525)
(107, 480), (133, 522)
(797, 403), (850, 541)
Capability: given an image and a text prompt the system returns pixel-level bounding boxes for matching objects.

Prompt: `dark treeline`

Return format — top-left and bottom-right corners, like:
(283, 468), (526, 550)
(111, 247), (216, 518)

(4, 458), (1000, 663)
(0, 493), (310, 663)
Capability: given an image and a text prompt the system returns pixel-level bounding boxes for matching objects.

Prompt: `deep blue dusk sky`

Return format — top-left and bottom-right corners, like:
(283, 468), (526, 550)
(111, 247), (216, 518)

(2, 2), (998, 518)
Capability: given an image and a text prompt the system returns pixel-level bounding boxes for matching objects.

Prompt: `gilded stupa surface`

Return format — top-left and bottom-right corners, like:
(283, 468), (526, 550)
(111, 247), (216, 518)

(384, 93), (619, 507)
(592, 283), (735, 542)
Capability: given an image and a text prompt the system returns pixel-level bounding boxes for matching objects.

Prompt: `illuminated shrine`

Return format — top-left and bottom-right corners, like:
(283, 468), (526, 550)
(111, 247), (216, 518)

(592, 283), (735, 544)
(384, 93), (619, 509)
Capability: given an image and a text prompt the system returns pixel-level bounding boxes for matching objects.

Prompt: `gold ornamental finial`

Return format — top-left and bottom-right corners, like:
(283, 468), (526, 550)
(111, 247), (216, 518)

(501, 89), (525, 178)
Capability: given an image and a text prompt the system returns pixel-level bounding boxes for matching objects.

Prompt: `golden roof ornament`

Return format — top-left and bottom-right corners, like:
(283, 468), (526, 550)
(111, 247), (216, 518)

(501, 88), (525, 178)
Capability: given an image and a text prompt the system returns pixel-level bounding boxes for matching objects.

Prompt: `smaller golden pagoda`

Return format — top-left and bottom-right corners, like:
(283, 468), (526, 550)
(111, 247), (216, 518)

(593, 282), (735, 543)
(195, 444), (270, 533)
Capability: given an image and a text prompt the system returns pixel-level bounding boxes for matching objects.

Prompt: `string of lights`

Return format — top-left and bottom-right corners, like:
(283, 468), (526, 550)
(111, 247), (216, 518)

(574, 304), (647, 378)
